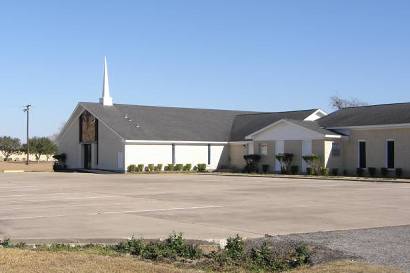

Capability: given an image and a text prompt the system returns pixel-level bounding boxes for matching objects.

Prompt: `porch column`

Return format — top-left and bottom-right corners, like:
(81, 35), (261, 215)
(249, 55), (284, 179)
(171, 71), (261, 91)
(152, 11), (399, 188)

(275, 140), (284, 172)
(247, 142), (254, 154)
(302, 140), (312, 172)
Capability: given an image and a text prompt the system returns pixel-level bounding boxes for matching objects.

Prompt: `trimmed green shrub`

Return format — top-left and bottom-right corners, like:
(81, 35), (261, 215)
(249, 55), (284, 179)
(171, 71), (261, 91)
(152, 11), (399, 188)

(381, 167), (388, 177)
(137, 164), (144, 172)
(183, 164), (192, 171)
(275, 153), (294, 174)
(306, 167), (313, 175)
(395, 168), (402, 178)
(368, 167), (376, 177)
(225, 234), (244, 260)
(243, 154), (261, 173)
(320, 167), (329, 176)
(155, 164), (163, 172)
(127, 164), (137, 173)
(331, 168), (338, 176)
(147, 164), (155, 172)
(356, 168), (364, 177)
(114, 237), (144, 255)
(302, 154), (321, 175)
(196, 163), (207, 172)
(262, 164), (269, 173)
(165, 164), (175, 171)
(174, 164), (183, 171)
(290, 165), (299, 175)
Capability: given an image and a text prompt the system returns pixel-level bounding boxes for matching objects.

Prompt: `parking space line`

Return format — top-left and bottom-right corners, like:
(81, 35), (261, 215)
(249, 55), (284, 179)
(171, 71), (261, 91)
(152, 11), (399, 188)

(0, 205), (224, 221)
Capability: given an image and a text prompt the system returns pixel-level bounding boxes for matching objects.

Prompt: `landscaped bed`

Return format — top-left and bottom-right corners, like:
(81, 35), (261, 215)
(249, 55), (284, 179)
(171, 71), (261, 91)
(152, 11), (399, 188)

(0, 233), (403, 273)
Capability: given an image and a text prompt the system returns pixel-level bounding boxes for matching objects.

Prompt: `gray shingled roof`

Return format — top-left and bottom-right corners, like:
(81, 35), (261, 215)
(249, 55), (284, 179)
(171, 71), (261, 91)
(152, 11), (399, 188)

(80, 102), (255, 141)
(283, 119), (341, 136)
(318, 102), (410, 128)
(79, 102), (319, 141)
(229, 110), (317, 141)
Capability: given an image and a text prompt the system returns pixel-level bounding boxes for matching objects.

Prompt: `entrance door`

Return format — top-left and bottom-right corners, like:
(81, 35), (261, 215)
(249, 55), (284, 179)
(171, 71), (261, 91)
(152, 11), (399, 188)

(83, 144), (92, 169)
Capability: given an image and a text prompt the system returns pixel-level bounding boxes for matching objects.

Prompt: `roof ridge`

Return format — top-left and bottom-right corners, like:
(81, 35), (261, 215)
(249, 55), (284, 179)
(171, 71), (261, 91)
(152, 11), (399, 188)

(234, 109), (318, 117)
(338, 101), (410, 110)
(81, 101), (259, 114)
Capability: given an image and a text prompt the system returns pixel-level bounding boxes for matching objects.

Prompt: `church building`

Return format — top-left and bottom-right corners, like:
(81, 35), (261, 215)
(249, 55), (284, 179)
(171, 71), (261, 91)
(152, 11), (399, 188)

(57, 59), (410, 176)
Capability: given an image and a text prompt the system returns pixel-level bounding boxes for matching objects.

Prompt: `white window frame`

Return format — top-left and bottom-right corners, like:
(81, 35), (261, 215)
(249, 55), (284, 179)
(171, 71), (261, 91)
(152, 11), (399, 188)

(386, 139), (395, 169)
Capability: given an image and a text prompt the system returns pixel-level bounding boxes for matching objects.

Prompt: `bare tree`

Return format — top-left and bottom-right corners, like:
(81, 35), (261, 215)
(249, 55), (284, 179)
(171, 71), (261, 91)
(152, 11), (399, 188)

(330, 96), (368, 110)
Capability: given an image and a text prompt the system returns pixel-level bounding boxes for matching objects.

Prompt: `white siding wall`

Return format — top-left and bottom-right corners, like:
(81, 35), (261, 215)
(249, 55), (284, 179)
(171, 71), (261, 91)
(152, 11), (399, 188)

(175, 144), (208, 165)
(57, 111), (82, 169)
(97, 121), (125, 172)
(125, 143), (228, 170)
(253, 121), (323, 141)
(125, 144), (173, 166)
(210, 145), (225, 169)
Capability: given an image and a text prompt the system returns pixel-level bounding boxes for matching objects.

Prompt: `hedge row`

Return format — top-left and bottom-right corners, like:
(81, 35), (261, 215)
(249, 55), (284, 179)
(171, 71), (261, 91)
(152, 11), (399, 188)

(127, 163), (207, 173)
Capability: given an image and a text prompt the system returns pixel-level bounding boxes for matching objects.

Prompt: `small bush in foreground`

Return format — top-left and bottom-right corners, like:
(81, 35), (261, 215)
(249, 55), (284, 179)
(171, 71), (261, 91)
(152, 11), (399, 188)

(262, 164), (269, 173)
(147, 164), (155, 172)
(174, 164), (183, 171)
(319, 167), (329, 176)
(165, 164), (175, 171)
(356, 168), (364, 177)
(290, 165), (299, 175)
(395, 168), (402, 178)
(196, 163), (207, 172)
(154, 164), (163, 171)
(183, 164), (192, 171)
(368, 167), (376, 177)
(380, 167), (388, 177)
(127, 164), (137, 173)
(137, 164), (144, 172)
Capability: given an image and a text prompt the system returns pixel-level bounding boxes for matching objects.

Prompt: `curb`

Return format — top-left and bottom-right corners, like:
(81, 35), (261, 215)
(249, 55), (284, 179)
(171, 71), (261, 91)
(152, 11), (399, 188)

(200, 173), (410, 184)
(1, 170), (25, 173)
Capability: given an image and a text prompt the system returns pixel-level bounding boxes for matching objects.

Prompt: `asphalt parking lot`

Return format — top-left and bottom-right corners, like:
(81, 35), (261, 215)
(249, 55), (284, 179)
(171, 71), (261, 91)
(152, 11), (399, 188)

(0, 172), (410, 242)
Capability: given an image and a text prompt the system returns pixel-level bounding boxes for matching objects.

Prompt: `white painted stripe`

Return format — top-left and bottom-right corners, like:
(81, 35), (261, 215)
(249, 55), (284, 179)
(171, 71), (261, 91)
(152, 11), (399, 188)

(0, 205), (223, 221)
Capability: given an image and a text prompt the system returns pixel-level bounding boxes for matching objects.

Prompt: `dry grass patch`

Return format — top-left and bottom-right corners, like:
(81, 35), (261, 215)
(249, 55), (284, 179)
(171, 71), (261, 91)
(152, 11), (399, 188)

(290, 260), (403, 273)
(0, 161), (53, 172)
(0, 248), (201, 273)
(0, 249), (403, 273)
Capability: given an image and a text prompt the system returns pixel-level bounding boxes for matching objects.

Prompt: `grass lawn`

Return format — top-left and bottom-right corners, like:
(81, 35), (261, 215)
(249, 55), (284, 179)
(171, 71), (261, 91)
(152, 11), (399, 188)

(0, 161), (53, 172)
(0, 249), (402, 273)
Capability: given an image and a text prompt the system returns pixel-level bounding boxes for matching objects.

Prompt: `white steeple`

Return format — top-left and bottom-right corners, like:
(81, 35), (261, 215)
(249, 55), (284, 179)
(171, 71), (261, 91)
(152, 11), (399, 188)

(99, 56), (113, 106)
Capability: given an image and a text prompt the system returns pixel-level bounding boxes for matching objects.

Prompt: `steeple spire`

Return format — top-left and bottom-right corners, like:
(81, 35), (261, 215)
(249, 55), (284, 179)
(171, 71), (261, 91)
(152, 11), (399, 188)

(100, 56), (113, 106)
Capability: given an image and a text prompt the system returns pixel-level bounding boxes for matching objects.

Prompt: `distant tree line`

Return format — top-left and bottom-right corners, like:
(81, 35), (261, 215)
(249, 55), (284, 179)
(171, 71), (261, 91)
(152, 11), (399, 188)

(0, 136), (57, 161)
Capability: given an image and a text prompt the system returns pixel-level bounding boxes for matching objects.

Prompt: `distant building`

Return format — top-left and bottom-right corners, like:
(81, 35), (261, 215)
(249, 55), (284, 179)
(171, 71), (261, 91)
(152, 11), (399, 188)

(57, 59), (410, 176)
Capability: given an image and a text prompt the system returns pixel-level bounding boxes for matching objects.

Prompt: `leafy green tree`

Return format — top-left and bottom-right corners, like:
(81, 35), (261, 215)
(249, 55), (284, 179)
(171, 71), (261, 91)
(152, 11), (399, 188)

(28, 137), (57, 161)
(0, 136), (21, 161)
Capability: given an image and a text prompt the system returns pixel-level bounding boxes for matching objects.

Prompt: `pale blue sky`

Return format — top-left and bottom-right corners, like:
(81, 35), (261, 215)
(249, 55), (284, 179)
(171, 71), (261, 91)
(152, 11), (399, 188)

(1, 1), (410, 140)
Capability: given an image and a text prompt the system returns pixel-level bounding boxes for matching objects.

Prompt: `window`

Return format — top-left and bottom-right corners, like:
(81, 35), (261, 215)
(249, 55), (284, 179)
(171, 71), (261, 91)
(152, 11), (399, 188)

(259, 143), (268, 155)
(331, 142), (341, 157)
(387, 140), (395, 169)
(358, 141), (366, 168)
(79, 111), (98, 143)
(208, 144), (211, 165)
